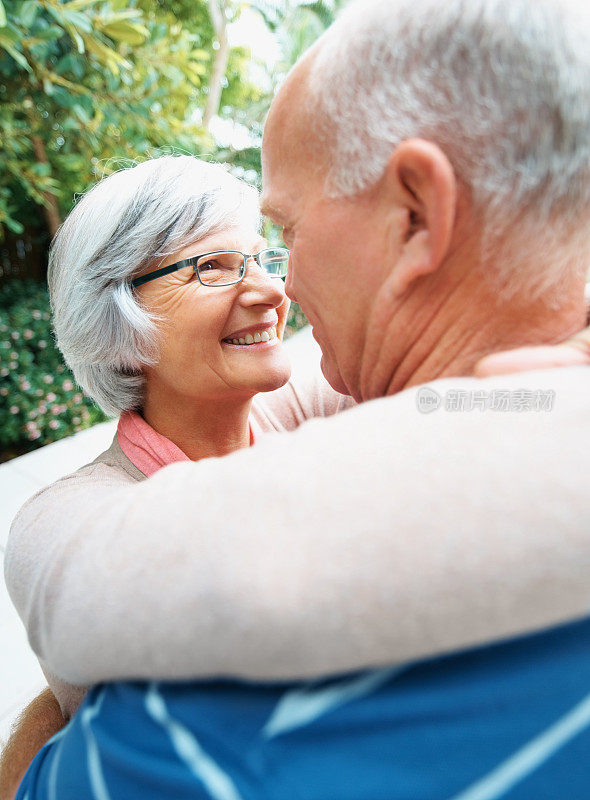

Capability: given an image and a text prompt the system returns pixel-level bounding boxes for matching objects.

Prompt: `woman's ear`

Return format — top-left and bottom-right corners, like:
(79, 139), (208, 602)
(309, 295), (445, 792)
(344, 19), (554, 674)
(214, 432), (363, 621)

(382, 138), (457, 296)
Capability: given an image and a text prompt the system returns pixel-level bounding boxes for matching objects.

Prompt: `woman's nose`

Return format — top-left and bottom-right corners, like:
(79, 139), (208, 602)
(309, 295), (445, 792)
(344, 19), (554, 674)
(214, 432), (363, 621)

(238, 259), (286, 308)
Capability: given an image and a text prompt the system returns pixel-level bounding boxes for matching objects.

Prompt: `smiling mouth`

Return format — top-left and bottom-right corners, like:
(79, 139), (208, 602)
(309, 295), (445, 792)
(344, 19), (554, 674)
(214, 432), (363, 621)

(222, 326), (278, 346)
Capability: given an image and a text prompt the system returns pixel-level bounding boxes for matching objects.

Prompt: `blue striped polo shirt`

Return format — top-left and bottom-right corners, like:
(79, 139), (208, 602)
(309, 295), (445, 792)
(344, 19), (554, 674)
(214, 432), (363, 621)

(16, 616), (590, 799)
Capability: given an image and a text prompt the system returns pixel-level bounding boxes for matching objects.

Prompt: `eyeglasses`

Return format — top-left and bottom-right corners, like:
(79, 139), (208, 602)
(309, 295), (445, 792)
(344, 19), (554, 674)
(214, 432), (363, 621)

(131, 247), (289, 288)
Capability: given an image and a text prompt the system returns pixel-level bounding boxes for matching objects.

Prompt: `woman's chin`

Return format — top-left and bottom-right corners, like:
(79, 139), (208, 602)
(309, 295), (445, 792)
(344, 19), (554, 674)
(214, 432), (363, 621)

(248, 362), (292, 394)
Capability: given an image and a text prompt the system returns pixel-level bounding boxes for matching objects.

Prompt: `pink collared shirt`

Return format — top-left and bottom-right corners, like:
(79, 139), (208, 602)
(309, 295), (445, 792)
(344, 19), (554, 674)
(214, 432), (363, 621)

(117, 411), (260, 476)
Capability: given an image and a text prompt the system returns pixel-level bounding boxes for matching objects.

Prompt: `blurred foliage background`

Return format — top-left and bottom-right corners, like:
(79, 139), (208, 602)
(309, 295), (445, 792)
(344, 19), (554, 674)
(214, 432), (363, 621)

(0, 0), (347, 457)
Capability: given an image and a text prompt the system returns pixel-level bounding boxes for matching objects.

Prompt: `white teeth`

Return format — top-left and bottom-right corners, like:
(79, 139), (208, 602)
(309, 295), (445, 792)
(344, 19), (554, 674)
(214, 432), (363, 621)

(225, 327), (277, 345)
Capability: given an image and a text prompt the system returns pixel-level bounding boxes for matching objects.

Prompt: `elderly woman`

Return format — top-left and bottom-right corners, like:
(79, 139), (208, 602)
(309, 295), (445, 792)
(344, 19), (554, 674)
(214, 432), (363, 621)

(2, 155), (352, 798)
(12, 154), (353, 713)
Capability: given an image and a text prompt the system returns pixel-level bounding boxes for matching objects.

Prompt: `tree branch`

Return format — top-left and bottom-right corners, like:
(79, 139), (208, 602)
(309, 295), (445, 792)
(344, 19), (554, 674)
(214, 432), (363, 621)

(203, 0), (230, 131)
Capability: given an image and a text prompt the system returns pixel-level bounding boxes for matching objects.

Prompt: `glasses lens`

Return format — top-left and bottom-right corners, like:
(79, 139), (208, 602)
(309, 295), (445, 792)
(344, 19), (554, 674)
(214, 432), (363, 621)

(259, 248), (289, 277)
(196, 252), (244, 286)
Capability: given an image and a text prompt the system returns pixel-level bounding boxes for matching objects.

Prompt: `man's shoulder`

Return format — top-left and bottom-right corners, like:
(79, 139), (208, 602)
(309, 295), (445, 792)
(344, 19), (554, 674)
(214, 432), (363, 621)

(346, 365), (589, 423)
(425, 364), (590, 394)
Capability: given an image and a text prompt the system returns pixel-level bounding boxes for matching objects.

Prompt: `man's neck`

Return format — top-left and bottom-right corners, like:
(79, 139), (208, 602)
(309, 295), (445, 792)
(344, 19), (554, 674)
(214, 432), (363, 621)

(359, 265), (588, 400)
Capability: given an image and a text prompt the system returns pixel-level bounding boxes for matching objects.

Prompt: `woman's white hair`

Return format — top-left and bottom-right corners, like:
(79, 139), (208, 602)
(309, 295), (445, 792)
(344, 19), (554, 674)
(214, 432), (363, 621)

(308, 0), (590, 297)
(49, 156), (260, 416)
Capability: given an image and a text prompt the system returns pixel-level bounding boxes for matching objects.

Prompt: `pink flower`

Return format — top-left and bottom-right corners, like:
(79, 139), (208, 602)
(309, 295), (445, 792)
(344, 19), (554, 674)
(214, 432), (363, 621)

(62, 380), (74, 391)
(51, 405), (61, 415)
(0, 387), (8, 396)
(38, 340), (47, 349)
(38, 403), (47, 413)
(11, 331), (19, 340)
(72, 416), (81, 425)
(46, 392), (56, 402)
(24, 330), (34, 340)
(43, 375), (53, 384)
(49, 420), (59, 430)
(73, 393), (83, 403)
(32, 310), (41, 320)
(28, 430), (41, 440)
(10, 405), (19, 414)
(21, 380), (31, 391)
(25, 421), (37, 431)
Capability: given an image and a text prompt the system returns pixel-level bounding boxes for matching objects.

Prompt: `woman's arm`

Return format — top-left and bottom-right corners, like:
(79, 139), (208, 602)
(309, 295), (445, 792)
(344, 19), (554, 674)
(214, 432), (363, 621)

(6, 367), (590, 687)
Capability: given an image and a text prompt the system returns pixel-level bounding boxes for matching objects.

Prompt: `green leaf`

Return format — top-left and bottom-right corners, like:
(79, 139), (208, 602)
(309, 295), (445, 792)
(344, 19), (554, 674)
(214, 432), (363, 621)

(45, 6), (86, 52)
(5, 217), (25, 233)
(31, 162), (51, 177)
(20, 0), (39, 28)
(72, 103), (90, 123)
(85, 35), (131, 71)
(0, 0), (6, 28)
(0, 38), (32, 72)
(62, 9), (93, 34)
(52, 86), (74, 108)
(100, 20), (149, 46)
(0, 26), (20, 43)
(66, 23), (85, 54)
(63, 0), (101, 11)
(33, 25), (64, 41)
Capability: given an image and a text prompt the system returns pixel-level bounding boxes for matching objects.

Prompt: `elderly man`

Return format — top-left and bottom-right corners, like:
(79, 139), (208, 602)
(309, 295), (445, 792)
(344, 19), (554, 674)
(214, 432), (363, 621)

(3, 0), (590, 797)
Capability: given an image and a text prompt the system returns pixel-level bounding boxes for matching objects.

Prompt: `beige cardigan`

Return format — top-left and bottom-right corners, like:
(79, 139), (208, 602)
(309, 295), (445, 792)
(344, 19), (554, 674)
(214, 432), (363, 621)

(6, 365), (590, 719)
(7, 369), (353, 716)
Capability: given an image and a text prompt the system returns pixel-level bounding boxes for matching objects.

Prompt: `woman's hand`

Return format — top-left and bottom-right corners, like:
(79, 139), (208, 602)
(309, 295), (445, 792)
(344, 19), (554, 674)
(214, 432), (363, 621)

(475, 326), (590, 377)
(0, 688), (65, 800)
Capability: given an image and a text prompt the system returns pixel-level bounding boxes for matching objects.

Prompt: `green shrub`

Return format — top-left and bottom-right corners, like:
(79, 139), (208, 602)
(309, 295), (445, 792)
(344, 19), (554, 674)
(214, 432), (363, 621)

(284, 302), (308, 339)
(0, 280), (107, 453)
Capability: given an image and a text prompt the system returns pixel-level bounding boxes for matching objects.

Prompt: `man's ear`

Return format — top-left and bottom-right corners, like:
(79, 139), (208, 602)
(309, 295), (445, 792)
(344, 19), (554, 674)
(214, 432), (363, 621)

(382, 139), (457, 296)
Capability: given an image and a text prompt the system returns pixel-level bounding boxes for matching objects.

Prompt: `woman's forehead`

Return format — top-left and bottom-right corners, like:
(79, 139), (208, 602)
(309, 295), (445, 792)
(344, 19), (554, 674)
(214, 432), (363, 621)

(158, 227), (265, 270)
(182, 227), (264, 258)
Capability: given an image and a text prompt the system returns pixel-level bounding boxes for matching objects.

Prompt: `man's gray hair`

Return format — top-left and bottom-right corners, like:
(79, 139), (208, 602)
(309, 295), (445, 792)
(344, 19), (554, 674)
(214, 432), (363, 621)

(309, 0), (590, 296)
(49, 156), (260, 416)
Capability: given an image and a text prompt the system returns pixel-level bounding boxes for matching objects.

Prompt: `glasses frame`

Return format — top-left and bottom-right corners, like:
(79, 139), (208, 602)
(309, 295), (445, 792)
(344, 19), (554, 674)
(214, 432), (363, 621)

(131, 247), (289, 289)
